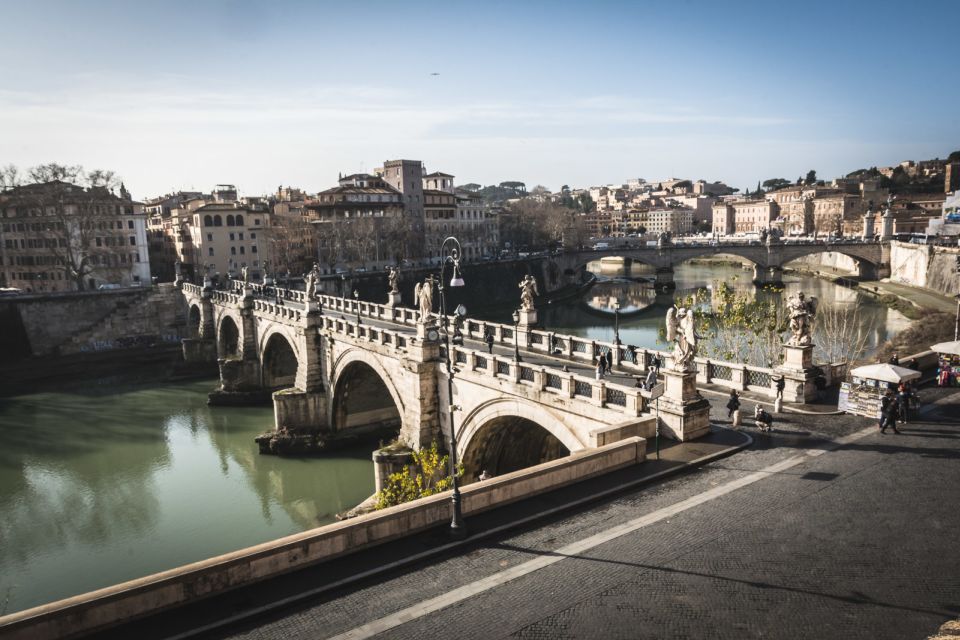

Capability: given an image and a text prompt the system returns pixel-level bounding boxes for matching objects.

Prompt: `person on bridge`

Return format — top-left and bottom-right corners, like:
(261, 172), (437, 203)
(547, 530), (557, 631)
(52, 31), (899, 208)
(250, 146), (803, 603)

(485, 332), (494, 354)
(726, 389), (741, 419)
(596, 356), (605, 380)
(605, 350), (613, 372)
(643, 366), (657, 390)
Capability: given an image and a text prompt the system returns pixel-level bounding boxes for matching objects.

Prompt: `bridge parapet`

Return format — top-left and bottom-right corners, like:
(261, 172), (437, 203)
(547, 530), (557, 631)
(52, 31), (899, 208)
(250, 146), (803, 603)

(252, 299), (304, 323)
(182, 282), (203, 297)
(445, 343), (648, 420)
(211, 290), (242, 306)
(318, 293), (421, 326)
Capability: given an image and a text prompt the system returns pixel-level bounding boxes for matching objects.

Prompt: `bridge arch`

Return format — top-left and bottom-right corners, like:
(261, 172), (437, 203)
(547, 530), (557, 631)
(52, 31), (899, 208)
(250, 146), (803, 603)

(458, 398), (583, 480)
(330, 348), (406, 432)
(260, 331), (299, 389)
(218, 314), (240, 357)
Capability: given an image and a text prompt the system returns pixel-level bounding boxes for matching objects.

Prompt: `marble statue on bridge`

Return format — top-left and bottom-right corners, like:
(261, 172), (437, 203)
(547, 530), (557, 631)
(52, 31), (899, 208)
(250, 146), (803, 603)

(786, 291), (818, 346)
(388, 267), (400, 294)
(304, 263), (319, 300)
(415, 275), (435, 321)
(519, 275), (539, 311)
(665, 305), (697, 371)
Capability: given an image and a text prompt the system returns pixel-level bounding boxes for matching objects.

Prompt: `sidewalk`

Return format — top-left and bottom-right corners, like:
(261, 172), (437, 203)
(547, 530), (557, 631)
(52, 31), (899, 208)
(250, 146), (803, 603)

(95, 428), (752, 640)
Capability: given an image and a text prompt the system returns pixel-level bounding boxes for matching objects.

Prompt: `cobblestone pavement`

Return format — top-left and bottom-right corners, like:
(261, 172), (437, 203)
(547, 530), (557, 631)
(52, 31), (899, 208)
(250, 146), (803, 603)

(200, 389), (960, 640)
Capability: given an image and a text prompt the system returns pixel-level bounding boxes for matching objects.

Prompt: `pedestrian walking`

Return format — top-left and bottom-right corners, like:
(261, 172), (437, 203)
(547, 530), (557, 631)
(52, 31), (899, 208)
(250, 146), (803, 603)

(775, 375), (785, 401)
(726, 389), (740, 418)
(644, 366), (657, 391)
(596, 357), (605, 380)
(879, 389), (900, 434)
(485, 331), (494, 354)
(897, 384), (910, 425)
(605, 350), (613, 372)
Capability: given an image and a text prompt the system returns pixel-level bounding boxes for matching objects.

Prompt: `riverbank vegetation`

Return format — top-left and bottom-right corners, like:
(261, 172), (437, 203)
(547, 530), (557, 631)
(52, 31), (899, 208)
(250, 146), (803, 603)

(375, 442), (462, 510)
(875, 311), (953, 362)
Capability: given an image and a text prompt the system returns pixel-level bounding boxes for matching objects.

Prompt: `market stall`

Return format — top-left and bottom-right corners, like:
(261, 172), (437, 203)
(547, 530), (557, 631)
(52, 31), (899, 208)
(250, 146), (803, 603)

(931, 341), (960, 387)
(839, 363), (921, 418)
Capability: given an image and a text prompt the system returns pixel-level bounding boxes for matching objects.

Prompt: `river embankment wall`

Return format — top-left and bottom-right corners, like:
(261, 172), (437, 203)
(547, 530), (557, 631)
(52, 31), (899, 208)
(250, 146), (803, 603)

(0, 284), (186, 362)
(0, 437), (646, 640)
(788, 242), (960, 297)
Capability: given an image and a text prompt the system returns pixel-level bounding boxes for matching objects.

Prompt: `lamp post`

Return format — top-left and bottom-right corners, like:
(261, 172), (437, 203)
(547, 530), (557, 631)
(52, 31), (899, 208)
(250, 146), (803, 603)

(353, 289), (361, 325)
(613, 298), (621, 346)
(438, 236), (466, 538)
(511, 309), (521, 362)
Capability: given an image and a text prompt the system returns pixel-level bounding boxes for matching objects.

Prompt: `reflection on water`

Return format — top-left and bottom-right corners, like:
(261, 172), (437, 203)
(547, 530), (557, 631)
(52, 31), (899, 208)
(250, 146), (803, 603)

(545, 263), (910, 357)
(0, 378), (374, 614)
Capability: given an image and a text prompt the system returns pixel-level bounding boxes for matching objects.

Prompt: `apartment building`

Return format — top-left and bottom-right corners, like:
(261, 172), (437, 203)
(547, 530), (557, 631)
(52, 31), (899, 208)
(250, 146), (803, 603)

(0, 180), (149, 291)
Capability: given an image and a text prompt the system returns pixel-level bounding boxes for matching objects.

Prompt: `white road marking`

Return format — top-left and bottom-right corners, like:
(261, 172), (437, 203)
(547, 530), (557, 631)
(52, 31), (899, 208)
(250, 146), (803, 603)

(326, 424), (878, 640)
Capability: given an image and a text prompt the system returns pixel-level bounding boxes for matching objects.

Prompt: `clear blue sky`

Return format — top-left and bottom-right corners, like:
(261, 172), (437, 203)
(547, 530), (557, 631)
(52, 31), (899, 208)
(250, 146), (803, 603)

(1, 0), (957, 198)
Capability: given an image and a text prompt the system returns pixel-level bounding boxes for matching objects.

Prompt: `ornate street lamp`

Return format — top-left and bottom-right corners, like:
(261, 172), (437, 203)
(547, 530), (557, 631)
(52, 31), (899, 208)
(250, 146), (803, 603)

(353, 289), (361, 325)
(511, 309), (522, 362)
(438, 236), (466, 538)
(613, 298), (621, 346)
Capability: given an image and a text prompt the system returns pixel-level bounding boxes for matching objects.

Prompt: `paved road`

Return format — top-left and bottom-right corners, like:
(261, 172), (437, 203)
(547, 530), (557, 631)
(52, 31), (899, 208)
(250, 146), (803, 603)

(203, 389), (960, 640)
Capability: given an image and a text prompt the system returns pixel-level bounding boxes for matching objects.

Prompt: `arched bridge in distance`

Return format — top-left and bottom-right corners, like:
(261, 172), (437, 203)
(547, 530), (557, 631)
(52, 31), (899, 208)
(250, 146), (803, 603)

(554, 239), (889, 288)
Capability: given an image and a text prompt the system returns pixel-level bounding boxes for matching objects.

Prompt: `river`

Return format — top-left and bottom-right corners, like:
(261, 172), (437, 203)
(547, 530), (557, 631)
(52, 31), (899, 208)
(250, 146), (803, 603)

(0, 263), (911, 615)
(0, 376), (374, 615)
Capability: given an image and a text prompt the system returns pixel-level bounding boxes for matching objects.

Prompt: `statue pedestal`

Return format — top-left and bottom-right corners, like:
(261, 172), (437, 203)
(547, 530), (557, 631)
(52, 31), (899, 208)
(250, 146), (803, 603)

(517, 308), (537, 327)
(656, 368), (711, 441)
(776, 344), (817, 403)
(305, 299), (320, 314)
(386, 291), (402, 307)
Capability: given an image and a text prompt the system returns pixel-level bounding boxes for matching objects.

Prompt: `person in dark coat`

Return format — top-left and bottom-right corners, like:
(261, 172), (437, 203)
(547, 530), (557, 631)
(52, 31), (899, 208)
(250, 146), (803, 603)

(485, 332), (494, 354)
(726, 389), (740, 419)
(605, 350), (613, 371)
(879, 389), (900, 434)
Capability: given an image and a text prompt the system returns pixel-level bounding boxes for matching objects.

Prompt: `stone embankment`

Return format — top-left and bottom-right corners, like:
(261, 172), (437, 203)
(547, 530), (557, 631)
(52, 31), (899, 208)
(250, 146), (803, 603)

(0, 284), (186, 360)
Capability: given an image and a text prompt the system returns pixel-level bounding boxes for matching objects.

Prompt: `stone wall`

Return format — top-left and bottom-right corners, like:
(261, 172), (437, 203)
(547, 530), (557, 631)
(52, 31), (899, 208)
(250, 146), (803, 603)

(0, 285), (186, 360)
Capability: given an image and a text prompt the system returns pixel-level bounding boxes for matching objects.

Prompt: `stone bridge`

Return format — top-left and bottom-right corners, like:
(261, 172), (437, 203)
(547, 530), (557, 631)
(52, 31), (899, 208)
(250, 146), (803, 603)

(178, 281), (719, 480)
(555, 239), (890, 287)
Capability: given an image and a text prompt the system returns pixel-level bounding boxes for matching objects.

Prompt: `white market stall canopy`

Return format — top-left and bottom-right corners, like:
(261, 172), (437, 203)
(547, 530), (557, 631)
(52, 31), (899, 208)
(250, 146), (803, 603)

(849, 363), (921, 384)
(930, 340), (960, 356)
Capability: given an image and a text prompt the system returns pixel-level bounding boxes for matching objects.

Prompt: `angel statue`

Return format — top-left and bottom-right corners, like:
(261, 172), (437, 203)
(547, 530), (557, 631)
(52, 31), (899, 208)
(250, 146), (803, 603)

(786, 291), (818, 346)
(304, 263), (319, 300)
(414, 275), (435, 321)
(388, 266), (400, 294)
(519, 275), (539, 311)
(665, 305), (697, 371)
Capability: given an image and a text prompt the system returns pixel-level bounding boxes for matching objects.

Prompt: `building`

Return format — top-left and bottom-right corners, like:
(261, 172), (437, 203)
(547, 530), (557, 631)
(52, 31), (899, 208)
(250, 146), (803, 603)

(811, 194), (860, 235)
(377, 160), (425, 256)
(711, 202), (735, 236)
(185, 202), (270, 278)
(0, 180), (149, 291)
(645, 208), (694, 236)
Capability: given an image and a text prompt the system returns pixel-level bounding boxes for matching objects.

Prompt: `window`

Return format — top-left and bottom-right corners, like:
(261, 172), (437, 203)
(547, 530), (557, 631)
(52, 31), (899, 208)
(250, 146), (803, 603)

(207, 233), (213, 241)
(95, 237), (102, 247)
(129, 236), (136, 245)
(235, 215), (244, 226)
(239, 246), (245, 255)
(250, 232), (256, 239)
(231, 246), (236, 255)
(208, 247), (214, 256)
(251, 245), (257, 253)
(238, 232), (243, 240)
(229, 232), (235, 241)
(254, 219), (260, 226)
(213, 215), (223, 226)
(127, 220), (134, 229)
(226, 214), (235, 226)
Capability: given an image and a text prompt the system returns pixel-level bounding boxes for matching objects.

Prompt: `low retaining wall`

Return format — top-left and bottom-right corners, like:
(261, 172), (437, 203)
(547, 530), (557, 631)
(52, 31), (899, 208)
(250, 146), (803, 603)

(0, 438), (646, 640)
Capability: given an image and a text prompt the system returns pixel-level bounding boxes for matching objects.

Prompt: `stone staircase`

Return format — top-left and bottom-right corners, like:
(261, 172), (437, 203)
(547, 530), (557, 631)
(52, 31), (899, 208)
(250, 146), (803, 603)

(59, 284), (186, 355)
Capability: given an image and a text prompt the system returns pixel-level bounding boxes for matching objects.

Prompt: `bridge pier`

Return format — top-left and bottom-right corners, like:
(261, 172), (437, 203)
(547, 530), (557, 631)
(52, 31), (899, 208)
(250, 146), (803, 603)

(654, 268), (675, 291)
(273, 313), (328, 431)
(752, 265), (784, 288)
(181, 286), (218, 364)
(210, 291), (268, 405)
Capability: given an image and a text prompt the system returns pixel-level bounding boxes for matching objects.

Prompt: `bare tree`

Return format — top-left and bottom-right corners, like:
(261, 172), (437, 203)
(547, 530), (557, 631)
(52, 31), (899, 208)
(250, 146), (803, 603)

(1, 163), (134, 290)
(268, 213), (315, 276)
(813, 303), (876, 368)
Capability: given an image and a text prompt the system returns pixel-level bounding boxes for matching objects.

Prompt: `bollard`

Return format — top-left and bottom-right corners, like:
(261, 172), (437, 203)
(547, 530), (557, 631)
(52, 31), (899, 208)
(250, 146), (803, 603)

(732, 409), (742, 429)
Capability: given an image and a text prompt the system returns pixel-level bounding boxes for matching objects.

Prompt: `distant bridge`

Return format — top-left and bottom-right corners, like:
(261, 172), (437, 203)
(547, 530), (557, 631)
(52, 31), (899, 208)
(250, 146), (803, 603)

(555, 239), (889, 287)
